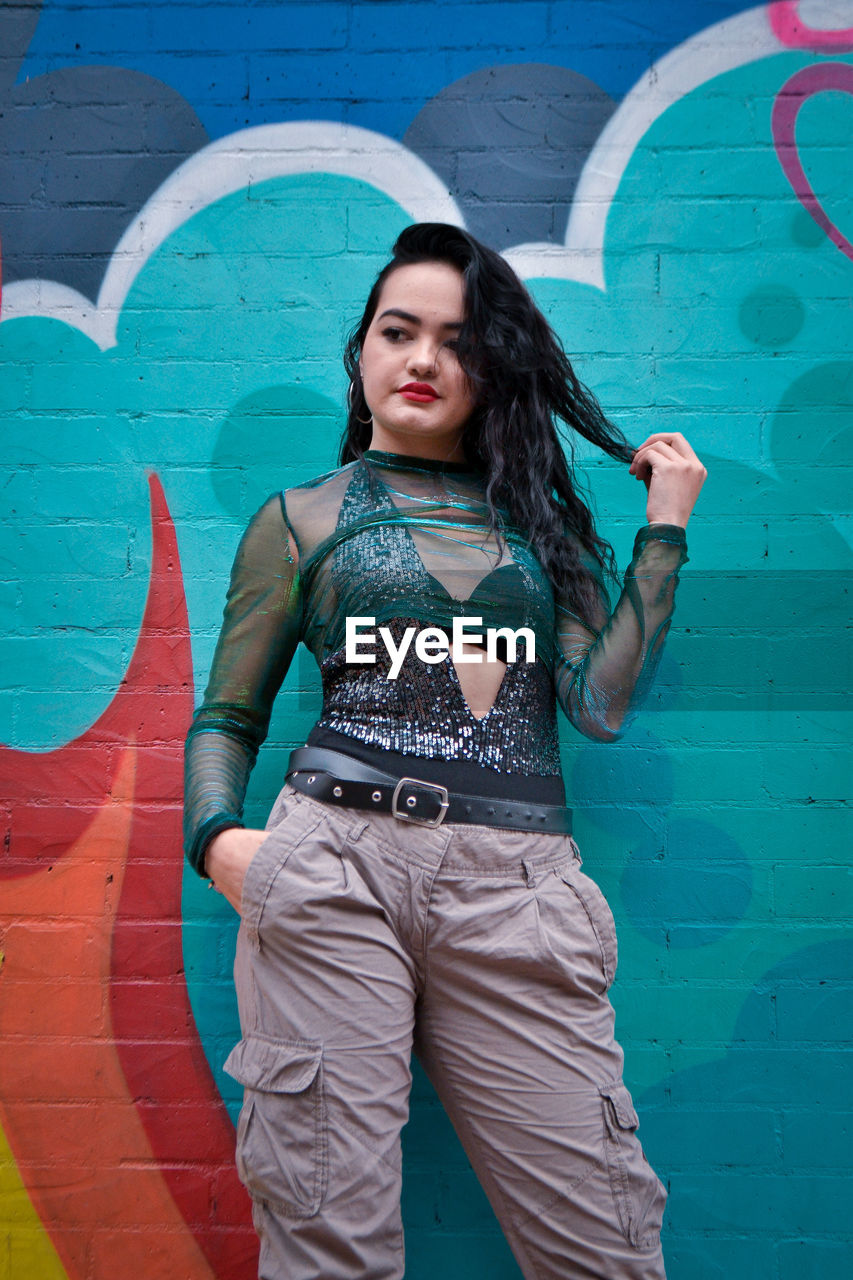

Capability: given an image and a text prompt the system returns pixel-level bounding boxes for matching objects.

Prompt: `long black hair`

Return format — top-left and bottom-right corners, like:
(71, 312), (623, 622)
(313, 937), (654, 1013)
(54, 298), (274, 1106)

(339, 222), (634, 614)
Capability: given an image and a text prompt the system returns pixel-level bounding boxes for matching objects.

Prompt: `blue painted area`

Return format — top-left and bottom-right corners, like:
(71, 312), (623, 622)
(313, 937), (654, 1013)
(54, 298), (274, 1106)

(640, 940), (853, 1278)
(570, 730), (675, 839)
(23, 0), (761, 139)
(621, 817), (752, 947)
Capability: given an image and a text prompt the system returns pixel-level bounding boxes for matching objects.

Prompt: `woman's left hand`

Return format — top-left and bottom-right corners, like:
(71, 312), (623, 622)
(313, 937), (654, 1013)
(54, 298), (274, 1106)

(628, 432), (707, 527)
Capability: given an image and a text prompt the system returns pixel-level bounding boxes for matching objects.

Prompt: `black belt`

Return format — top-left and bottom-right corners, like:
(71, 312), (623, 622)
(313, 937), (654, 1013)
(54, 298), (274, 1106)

(285, 747), (572, 834)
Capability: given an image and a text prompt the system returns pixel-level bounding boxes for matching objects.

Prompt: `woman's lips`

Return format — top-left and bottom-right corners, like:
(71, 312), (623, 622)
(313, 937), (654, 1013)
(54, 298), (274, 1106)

(399, 383), (438, 402)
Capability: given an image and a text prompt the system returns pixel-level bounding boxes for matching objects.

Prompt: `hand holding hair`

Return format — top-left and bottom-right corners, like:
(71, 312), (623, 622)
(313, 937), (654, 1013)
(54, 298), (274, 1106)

(628, 432), (707, 527)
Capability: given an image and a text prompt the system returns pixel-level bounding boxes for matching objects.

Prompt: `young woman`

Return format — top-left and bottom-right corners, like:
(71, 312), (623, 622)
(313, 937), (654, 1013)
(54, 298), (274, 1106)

(183, 222), (706, 1280)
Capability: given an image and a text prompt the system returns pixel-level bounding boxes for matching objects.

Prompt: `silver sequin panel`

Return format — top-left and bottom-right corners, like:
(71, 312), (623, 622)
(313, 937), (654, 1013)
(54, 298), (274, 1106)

(315, 616), (562, 775)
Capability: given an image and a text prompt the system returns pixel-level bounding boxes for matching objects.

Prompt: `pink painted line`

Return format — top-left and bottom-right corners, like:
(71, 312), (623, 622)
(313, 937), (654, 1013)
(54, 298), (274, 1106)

(770, 1), (853, 50)
(772, 61), (853, 261)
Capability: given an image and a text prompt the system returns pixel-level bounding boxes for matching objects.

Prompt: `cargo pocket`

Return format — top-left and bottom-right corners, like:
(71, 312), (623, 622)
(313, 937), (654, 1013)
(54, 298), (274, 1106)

(224, 1033), (327, 1218)
(600, 1079), (667, 1250)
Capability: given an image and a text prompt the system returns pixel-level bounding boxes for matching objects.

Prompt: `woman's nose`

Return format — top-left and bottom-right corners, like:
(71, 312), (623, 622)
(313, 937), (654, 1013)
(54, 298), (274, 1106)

(406, 341), (439, 375)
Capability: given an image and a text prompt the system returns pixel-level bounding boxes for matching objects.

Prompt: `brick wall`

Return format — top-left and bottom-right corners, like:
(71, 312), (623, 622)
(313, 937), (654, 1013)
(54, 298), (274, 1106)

(1, 2), (851, 1277)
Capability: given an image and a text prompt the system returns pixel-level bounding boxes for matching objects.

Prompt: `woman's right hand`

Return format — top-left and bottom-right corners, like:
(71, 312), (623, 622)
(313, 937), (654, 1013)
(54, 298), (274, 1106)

(204, 827), (270, 914)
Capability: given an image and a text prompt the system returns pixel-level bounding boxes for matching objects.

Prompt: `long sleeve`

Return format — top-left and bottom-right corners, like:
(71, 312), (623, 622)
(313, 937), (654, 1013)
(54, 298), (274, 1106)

(554, 524), (688, 741)
(183, 493), (303, 875)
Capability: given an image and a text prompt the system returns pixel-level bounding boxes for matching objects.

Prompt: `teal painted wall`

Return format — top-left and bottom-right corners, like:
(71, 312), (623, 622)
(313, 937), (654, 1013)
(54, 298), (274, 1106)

(1, 3), (851, 1277)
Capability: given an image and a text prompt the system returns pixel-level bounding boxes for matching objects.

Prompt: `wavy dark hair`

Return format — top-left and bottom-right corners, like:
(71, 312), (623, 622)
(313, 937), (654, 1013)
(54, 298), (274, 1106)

(339, 222), (634, 614)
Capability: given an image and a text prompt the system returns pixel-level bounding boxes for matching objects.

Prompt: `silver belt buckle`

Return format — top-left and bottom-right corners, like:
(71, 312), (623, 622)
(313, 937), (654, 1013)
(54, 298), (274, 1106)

(391, 777), (450, 827)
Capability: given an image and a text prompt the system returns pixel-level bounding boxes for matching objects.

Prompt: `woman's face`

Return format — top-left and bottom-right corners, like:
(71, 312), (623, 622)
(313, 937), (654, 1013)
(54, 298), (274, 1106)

(360, 260), (477, 461)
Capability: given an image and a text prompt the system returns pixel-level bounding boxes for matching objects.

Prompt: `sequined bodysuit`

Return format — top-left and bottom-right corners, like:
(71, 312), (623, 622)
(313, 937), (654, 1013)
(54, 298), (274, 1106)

(183, 449), (688, 874)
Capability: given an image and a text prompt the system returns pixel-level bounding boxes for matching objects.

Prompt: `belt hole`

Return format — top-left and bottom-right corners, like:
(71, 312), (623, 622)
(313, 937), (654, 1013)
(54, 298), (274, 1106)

(406, 795), (416, 808)
(372, 790), (381, 802)
(333, 785), (343, 798)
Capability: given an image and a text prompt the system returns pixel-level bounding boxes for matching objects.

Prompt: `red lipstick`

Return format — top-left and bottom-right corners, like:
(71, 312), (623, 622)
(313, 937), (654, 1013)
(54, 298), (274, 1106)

(399, 382), (438, 402)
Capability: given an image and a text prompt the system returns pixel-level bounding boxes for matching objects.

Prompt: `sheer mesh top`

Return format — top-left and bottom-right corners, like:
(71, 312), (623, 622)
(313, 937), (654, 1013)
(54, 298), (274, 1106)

(183, 449), (688, 874)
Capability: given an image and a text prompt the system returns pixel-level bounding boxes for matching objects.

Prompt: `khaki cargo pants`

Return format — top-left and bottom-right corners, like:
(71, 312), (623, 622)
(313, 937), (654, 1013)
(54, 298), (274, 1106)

(225, 783), (667, 1280)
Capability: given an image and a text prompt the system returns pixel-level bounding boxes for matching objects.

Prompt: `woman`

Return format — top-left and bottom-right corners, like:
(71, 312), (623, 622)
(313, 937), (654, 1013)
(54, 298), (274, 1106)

(183, 222), (706, 1280)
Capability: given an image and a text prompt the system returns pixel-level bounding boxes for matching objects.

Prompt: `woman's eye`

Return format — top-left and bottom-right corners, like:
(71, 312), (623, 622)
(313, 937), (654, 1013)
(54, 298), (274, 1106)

(382, 327), (409, 342)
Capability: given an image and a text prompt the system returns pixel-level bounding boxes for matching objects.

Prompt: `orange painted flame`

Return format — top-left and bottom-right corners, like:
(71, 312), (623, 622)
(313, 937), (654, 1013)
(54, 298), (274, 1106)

(0, 475), (258, 1277)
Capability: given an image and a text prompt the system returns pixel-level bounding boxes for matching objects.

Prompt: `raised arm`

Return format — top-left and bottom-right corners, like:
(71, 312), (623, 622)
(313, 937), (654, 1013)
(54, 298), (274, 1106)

(183, 493), (302, 876)
(553, 525), (688, 740)
(554, 430), (705, 740)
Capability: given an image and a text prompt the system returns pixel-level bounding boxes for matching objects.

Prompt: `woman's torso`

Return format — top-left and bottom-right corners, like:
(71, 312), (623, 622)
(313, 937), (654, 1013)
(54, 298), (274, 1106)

(284, 450), (566, 802)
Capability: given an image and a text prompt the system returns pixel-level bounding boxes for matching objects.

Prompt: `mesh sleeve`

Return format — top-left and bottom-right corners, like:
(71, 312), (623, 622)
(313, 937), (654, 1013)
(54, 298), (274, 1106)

(183, 493), (302, 875)
(553, 524), (688, 741)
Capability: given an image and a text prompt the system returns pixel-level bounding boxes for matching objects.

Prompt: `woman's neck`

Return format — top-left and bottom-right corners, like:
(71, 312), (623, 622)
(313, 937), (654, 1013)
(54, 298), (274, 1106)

(362, 448), (478, 476)
(367, 427), (467, 467)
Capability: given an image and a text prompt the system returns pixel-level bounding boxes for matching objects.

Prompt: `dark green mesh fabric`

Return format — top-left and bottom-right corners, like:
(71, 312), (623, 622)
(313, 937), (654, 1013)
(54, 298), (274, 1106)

(183, 450), (687, 873)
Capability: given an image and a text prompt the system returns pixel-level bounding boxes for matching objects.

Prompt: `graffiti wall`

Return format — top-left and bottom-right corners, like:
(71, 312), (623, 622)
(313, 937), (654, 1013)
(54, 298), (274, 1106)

(1, 1), (850, 1276)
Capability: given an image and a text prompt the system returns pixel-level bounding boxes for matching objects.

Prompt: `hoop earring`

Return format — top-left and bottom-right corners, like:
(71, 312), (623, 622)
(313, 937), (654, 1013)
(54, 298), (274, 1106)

(348, 380), (373, 426)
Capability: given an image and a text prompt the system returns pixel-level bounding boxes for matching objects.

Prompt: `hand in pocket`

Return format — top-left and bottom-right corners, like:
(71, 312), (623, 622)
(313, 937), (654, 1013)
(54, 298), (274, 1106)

(204, 828), (270, 914)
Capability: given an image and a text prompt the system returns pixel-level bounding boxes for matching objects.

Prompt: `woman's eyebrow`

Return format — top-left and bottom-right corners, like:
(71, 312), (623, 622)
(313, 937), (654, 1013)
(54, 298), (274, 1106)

(377, 307), (462, 330)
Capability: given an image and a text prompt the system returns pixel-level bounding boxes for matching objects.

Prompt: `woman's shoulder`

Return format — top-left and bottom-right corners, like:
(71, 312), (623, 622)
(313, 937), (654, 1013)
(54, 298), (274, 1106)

(237, 460), (358, 551)
(282, 457), (360, 518)
(279, 457), (364, 556)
